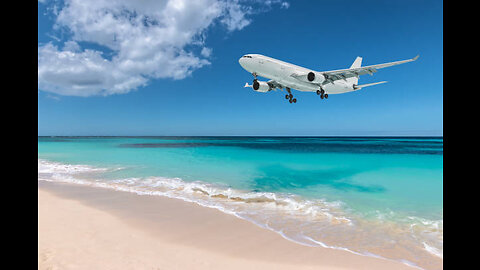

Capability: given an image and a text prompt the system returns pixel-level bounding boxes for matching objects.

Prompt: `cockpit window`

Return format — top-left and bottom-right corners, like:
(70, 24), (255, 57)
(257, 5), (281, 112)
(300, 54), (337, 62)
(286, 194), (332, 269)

(243, 55), (252, 58)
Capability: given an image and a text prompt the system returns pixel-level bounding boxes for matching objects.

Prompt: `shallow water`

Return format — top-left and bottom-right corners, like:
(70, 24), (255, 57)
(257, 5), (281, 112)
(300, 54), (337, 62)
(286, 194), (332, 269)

(38, 136), (442, 269)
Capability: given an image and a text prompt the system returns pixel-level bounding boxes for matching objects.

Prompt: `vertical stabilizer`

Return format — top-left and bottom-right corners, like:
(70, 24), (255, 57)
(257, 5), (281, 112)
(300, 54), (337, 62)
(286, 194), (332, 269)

(347, 56), (362, 85)
(350, 56), (362, 69)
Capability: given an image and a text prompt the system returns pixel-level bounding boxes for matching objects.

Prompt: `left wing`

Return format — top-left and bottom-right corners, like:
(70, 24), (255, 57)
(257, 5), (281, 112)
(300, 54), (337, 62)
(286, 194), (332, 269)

(320, 55), (419, 85)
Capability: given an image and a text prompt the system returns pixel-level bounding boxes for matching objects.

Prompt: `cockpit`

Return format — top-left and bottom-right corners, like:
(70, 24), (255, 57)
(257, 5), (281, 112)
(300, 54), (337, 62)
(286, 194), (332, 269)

(242, 55), (252, 58)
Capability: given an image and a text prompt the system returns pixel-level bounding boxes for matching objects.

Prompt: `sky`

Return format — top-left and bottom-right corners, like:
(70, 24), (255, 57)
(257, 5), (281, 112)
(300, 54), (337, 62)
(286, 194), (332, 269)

(38, 0), (443, 136)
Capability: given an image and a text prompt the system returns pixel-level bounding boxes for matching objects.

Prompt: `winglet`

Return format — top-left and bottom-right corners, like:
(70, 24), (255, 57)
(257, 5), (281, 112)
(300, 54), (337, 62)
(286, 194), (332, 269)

(244, 82), (251, 88)
(413, 55), (419, 61)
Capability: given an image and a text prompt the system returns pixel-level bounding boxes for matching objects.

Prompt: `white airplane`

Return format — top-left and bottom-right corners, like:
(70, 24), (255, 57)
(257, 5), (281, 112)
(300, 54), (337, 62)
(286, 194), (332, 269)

(239, 54), (419, 103)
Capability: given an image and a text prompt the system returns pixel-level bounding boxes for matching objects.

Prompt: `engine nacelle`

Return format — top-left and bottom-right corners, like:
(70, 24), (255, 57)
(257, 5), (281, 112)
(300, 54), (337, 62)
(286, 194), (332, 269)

(252, 80), (272, 92)
(307, 72), (326, 84)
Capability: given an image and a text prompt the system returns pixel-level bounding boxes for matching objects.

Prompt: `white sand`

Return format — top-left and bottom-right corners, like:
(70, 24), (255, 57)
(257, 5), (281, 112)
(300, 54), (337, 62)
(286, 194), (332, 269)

(38, 182), (418, 270)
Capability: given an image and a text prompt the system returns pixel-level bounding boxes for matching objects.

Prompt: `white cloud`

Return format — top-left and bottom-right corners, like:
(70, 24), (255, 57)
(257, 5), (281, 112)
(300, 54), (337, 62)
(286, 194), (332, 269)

(201, 47), (213, 58)
(281, 2), (290, 9)
(220, 1), (252, 31)
(38, 0), (288, 96)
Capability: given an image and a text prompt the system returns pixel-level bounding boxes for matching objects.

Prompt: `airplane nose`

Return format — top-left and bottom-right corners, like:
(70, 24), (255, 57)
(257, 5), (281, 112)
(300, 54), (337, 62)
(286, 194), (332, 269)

(238, 57), (246, 68)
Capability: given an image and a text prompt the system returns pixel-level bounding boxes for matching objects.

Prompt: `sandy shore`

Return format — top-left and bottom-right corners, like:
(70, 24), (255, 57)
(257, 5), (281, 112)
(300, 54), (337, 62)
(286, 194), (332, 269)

(38, 181), (416, 270)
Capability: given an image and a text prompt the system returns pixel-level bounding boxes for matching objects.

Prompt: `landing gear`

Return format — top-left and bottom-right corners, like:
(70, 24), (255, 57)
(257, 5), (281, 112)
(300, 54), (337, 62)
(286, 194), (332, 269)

(316, 88), (325, 96)
(318, 87), (328, 100)
(251, 73), (259, 90)
(285, 87), (297, 104)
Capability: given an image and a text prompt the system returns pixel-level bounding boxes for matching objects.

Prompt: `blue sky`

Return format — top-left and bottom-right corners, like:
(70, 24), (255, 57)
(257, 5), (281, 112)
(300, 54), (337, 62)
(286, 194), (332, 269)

(38, 0), (443, 136)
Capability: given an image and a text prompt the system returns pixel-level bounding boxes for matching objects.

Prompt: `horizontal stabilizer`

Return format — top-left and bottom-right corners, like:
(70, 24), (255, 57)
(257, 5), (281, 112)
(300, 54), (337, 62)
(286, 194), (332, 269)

(354, 81), (387, 90)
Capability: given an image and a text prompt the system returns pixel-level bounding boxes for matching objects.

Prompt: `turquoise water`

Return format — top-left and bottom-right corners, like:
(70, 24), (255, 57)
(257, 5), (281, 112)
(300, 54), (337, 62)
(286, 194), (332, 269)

(38, 136), (443, 268)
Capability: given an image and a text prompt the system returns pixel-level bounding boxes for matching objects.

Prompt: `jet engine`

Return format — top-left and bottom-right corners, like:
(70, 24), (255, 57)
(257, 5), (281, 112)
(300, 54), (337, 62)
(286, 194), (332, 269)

(307, 72), (326, 84)
(252, 80), (272, 92)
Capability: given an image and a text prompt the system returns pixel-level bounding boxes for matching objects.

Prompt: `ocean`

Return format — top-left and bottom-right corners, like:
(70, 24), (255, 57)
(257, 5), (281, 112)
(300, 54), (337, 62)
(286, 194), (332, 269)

(38, 136), (443, 269)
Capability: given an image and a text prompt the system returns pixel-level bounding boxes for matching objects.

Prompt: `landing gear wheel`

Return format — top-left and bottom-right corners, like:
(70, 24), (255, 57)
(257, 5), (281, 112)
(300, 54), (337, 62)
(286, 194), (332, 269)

(320, 94), (324, 99)
(325, 94), (328, 99)
(285, 94), (290, 99)
(316, 90), (321, 95)
(289, 99), (293, 103)
(292, 98), (297, 103)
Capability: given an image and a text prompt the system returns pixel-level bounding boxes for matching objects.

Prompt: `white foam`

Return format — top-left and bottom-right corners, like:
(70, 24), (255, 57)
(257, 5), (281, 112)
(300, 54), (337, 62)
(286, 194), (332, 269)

(423, 242), (443, 259)
(39, 159), (105, 173)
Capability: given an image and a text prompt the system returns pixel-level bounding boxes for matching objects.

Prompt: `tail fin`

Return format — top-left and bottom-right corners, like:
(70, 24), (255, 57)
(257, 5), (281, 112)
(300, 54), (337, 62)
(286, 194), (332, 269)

(347, 56), (362, 85)
(350, 56), (362, 69)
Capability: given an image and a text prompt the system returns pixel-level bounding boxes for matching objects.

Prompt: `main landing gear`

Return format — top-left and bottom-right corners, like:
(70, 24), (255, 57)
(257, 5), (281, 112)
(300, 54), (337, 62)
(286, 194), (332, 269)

(316, 88), (328, 100)
(285, 87), (297, 103)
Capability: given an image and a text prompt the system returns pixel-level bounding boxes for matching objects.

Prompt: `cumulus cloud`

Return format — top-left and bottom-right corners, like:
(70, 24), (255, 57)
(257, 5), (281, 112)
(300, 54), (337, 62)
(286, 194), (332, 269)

(220, 1), (252, 31)
(38, 0), (289, 97)
(201, 47), (213, 58)
(281, 2), (290, 9)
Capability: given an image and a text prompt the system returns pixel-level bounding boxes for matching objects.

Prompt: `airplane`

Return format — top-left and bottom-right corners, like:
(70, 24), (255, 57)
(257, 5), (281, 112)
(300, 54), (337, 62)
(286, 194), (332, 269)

(239, 54), (419, 103)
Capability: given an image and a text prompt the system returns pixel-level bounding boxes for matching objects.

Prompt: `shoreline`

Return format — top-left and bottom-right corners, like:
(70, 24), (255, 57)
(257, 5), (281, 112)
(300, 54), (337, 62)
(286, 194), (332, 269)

(38, 181), (418, 270)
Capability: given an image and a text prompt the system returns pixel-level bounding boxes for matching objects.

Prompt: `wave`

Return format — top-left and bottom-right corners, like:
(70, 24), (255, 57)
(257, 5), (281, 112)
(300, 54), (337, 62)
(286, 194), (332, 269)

(38, 159), (109, 174)
(38, 159), (441, 269)
(38, 159), (351, 223)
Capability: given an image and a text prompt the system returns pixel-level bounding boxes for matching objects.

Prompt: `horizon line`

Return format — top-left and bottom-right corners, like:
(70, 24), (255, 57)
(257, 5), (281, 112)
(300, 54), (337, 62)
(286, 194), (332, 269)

(38, 135), (443, 138)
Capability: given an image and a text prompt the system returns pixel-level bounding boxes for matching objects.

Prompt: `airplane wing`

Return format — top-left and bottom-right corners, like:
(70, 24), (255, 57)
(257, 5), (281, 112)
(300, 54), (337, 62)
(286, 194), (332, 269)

(266, 80), (284, 90)
(320, 55), (419, 85)
(244, 80), (283, 91)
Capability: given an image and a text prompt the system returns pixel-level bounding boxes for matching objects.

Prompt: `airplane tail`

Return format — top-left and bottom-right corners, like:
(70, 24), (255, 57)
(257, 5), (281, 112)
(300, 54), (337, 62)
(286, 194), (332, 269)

(347, 56), (362, 85)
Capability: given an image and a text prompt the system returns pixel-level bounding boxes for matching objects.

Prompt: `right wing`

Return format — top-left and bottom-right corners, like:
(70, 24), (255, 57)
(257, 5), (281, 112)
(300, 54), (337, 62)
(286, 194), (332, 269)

(321, 55), (419, 85)
(244, 80), (284, 91)
(290, 55), (419, 85)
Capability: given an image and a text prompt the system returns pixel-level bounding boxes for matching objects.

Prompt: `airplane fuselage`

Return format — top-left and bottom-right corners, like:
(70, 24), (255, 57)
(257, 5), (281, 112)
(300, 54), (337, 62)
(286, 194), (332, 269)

(238, 54), (354, 94)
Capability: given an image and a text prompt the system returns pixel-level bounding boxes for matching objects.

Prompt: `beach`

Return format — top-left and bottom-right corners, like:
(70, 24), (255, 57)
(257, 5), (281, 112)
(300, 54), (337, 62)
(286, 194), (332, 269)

(38, 137), (442, 269)
(38, 181), (418, 270)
